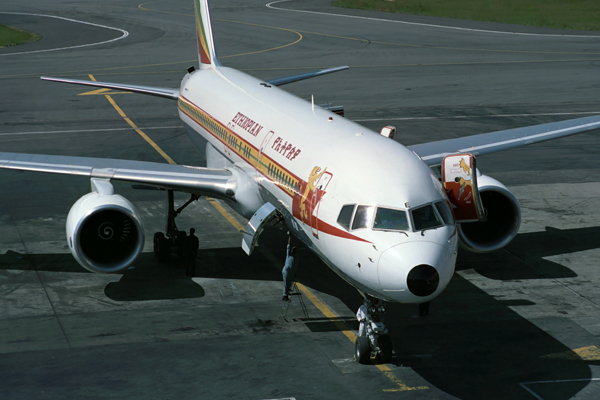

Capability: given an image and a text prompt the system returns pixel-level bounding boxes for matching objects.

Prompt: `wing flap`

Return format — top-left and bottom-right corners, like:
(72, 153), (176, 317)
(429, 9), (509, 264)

(41, 77), (179, 100)
(0, 152), (235, 198)
(409, 115), (600, 166)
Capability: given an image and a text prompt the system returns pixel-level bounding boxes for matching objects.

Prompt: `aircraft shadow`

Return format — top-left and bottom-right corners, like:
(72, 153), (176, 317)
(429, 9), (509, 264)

(256, 226), (598, 400)
(458, 226), (600, 280)
(1, 224), (598, 399)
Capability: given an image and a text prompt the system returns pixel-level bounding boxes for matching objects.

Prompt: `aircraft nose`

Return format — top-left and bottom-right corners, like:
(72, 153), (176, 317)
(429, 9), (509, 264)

(378, 241), (454, 299)
(407, 264), (439, 297)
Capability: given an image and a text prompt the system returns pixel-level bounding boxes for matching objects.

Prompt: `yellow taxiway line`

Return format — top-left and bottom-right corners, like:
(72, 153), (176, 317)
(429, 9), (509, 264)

(96, 78), (427, 392)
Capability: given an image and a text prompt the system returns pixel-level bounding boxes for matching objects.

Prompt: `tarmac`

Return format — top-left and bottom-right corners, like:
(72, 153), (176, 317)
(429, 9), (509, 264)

(2, 0), (600, 399)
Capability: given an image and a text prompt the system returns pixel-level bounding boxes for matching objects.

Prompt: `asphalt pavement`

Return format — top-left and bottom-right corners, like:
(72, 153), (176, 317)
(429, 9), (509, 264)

(2, 1), (600, 399)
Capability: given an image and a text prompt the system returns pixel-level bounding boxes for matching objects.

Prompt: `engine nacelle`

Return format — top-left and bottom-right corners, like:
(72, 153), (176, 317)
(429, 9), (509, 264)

(457, 174), (521, 253)
(66, 189), (145, 273)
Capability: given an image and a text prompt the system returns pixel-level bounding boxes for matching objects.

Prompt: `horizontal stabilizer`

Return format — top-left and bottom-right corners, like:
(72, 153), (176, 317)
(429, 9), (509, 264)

(266, 66), (349, 87)
(41, 76), (179, 100)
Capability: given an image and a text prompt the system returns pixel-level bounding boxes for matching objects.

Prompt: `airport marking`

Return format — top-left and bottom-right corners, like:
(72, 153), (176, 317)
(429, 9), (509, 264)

(0, 126), (183, 137)
(89, 74), (176, 165)
(353, 111), (600, 122)
(0, 13), (129, 57)
(91, 69), (427, 393)
(542, 345), (600, 361)
(266, 0), (600, 39)
(78, 88), (132, 96)
(206, 198), (245, 233)
(259, 247), (427, 392)
(520, 377), (600, 400)
(137, 3), (304, 59)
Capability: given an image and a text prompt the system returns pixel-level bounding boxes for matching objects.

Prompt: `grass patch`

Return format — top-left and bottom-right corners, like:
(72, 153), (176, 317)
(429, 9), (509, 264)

(332, 0), (600, 31)
(0, 24), (41, 47)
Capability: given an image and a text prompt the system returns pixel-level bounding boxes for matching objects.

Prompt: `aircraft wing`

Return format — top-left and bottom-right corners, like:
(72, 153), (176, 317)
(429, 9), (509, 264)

(266, 66), (349, 86)
(41, 77), (179, 100)
(408, 115), (600, 167)
(0, 152), (235, 198)
(40, 65), (349, 96)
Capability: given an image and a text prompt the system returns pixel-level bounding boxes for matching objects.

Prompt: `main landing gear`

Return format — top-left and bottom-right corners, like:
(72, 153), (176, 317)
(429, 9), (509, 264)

(355, 296), (392, 364)
(153, 190), (200, 262)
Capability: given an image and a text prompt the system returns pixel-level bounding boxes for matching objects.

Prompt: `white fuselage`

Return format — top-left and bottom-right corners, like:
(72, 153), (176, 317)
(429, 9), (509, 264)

(177, 66), (458, 303)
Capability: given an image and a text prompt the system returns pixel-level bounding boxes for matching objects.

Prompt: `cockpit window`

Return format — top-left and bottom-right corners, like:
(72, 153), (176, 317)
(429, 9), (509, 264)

(434, 201), (454, 225)
(352, 205), (374, 230)
(411, 204), (443, 231)
(337, 204), (355, 230)
(373, 208), (409, 231)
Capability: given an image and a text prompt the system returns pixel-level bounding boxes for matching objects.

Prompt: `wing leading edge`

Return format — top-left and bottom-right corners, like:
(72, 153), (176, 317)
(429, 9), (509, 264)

(0, 152), (236, 198)
(266, 66), (349, 86)
(41, 77), (180, 100)
(409, 114), (600, 166)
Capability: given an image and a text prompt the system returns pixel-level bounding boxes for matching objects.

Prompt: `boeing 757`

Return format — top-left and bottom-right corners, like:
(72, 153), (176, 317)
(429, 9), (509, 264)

(2, 0), (600, 363)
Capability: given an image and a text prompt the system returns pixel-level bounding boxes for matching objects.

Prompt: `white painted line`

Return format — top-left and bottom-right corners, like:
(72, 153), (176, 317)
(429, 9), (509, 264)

(0, 126), (183, 137)
(520, 378), (600, 400)
(331, 357), (355, 364)
(0, 12), (129, 56)
(266, 0), (600, 38)
(519, 383), (545, 400)
(353, 111), (600, 122)
(260, 398), (296, 400)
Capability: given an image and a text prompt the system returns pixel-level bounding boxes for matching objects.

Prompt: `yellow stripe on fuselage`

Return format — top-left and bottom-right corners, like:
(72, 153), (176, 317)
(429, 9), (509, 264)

(178, 95), (299, 197)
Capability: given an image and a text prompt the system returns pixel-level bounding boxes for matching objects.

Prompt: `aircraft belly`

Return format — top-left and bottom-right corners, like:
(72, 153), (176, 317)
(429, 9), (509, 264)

(181, 119), (209, 163)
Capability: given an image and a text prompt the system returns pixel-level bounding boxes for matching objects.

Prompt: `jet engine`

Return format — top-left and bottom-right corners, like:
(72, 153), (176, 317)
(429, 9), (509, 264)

(457, 174), (521, 253)
(66, 180), (144, 273)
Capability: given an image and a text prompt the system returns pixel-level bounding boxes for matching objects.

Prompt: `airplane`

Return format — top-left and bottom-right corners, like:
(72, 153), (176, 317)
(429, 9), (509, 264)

(2, 0), (600, 364)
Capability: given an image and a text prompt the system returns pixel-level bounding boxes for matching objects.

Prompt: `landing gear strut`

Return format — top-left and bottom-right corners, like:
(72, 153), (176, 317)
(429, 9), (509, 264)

(355, 296), (392, 364)
(153, 189), (200, 263)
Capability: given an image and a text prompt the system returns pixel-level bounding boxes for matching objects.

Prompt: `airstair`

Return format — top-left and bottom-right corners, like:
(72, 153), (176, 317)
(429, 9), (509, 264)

(279, 281), (309, 321)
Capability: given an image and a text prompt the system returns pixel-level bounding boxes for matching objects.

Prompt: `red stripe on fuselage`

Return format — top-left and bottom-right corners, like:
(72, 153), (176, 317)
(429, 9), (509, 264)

(178, 94), (371, 243)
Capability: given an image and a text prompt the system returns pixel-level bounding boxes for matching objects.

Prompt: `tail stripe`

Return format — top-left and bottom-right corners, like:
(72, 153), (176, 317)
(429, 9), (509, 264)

(194, 0), (221, 67)
(195, 0), (211, 65)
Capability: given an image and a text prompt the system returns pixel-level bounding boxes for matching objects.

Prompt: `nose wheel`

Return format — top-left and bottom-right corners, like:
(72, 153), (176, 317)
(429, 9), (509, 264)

(355, 297), (392, 364)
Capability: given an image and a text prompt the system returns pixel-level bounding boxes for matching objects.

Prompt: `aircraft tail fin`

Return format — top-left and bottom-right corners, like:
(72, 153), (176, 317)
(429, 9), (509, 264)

(194, 0), (221, 69)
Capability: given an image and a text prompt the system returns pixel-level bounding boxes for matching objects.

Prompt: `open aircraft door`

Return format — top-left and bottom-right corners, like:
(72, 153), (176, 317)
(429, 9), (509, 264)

(442, 154), (485, 223)
(311, 171), (333, 238)
(256, 130), (274, 176)
(241, 203), (280, 255)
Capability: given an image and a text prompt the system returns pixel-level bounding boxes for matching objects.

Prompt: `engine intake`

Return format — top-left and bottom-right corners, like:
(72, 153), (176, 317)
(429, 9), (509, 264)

(457, 175), (521, 253)
(66, 188), (144, 273)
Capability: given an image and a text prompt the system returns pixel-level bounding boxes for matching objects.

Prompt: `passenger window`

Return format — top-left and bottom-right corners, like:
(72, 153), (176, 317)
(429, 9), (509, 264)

(352, 205), (374, 230)
(337, 204), (355, 230)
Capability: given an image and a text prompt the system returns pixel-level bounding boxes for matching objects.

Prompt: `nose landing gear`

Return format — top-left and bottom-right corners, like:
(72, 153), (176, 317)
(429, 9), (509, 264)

(355, 296), (392, 364)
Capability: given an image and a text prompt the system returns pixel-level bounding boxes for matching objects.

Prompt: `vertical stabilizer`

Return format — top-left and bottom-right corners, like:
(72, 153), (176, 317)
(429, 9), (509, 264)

(194, 0), (220, 69)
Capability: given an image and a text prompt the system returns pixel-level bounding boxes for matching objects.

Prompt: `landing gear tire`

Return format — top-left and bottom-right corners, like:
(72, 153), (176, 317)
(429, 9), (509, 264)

(153, 232), (171, 263)
(355, 336), (371, 364)
(376, 335), (392, 363)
